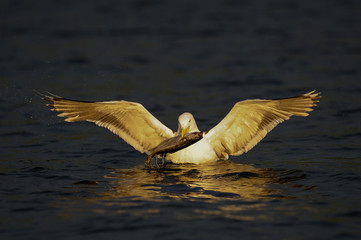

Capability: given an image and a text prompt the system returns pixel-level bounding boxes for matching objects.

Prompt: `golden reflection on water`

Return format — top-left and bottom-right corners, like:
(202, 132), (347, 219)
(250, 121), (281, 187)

(58, 160), (312, 222)
(101, 160), (303, 201)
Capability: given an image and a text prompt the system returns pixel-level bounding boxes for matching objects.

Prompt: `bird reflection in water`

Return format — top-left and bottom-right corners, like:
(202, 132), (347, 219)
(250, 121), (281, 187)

(62, 161), (315, 222)
(101, 161), (310, 201)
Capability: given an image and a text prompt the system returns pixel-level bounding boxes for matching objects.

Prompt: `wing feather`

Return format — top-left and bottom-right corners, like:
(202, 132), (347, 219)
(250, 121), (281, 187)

(42, 94), (174, 154)
(204, 91), (321, 159)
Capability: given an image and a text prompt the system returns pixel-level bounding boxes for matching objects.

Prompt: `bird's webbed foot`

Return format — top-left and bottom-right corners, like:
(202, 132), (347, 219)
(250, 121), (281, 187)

(144, 153), (167, 169)
(155, 154), (167, 168)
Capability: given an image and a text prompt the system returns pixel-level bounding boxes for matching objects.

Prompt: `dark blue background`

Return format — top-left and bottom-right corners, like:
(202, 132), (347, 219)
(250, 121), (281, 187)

(1, 0), (360, 239)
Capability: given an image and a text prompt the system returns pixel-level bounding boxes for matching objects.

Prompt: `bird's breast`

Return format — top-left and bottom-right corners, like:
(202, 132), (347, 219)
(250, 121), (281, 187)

(166, 138), (218, 164)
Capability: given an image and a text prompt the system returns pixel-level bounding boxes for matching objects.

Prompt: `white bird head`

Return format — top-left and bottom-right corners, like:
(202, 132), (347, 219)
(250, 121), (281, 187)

(176, 112), (200, 138)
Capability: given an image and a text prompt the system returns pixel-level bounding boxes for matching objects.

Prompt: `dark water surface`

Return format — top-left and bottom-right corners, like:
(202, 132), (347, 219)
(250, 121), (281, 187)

(1, 0), (361, 239)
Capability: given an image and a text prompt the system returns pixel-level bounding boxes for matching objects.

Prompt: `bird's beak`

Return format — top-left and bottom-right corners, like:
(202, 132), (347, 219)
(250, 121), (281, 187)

(181, 126), (190, 138)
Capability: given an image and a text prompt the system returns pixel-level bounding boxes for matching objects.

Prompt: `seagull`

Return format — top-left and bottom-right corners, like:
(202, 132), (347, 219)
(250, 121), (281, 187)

(40, 91), (321, 164)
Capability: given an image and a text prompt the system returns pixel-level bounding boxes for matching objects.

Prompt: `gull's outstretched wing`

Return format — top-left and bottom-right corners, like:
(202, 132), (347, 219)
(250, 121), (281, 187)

(42, 93), (174, 154)
(204, 91), (321, 159)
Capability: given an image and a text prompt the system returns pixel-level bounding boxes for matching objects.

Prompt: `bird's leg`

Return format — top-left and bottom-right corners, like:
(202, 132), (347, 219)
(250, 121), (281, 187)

(144, 154), (154, 168)
(155, 155), (159, 167)
(155, 154), (167, 168)
(154, 154), (161, 168)
(161, 155), (165, 167)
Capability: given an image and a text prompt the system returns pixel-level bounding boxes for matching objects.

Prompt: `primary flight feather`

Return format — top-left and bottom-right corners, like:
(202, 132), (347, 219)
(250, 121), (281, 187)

(41, 91), (321, 164)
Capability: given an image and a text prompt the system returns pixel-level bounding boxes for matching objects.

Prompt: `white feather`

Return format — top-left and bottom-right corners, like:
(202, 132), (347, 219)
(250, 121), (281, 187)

(43, 91), (321, 164)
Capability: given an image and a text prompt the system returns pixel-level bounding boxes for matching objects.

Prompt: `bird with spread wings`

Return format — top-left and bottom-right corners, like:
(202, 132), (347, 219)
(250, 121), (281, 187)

(40, 91), (321, 164)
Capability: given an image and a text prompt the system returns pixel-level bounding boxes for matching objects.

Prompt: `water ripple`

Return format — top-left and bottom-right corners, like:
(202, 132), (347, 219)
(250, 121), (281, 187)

(98, 161), (313, 201)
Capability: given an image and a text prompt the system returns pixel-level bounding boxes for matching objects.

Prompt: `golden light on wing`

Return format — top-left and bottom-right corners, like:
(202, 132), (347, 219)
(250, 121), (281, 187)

(40, 91), (321, 164)
(204, 91), (321, 159)
(43, 94), (174, 154)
